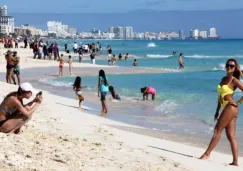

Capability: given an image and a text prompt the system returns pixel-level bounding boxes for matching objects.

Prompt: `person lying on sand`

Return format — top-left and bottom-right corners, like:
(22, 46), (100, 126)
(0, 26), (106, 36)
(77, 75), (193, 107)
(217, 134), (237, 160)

(0, 83), (42, 134)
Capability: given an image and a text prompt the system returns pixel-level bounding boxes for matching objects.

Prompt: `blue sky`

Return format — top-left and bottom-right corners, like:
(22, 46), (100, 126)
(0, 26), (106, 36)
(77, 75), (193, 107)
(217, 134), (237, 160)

(2, 0), (243, 13)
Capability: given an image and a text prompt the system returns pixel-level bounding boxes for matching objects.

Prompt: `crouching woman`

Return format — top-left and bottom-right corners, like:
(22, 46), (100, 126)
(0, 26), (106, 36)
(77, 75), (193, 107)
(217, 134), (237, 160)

(0, 82), (42, 134)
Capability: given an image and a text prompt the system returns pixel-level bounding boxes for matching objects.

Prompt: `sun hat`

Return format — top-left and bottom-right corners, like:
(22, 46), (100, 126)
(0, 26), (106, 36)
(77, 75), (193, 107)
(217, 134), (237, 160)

(20, 82), (38, 94)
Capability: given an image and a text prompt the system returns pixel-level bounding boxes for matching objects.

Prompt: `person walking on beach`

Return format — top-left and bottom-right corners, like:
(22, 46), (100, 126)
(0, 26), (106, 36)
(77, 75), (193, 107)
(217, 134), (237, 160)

(0, 82), (42, 134)
(98, 70), (109, 114)
(48, 43), (53, 60)
(78, 51), (83, 63)
(73, 42), (78, 54)
(178, 53), (184, 69)
(24, 37), (28, 48)
(53, 43), (59, 61)
(12, 51), (20, 85)
(200, 59), (243, 166)
(68, 55), (73, 75)
(90, 52), (96, 64)
(73, 77), (87, 110)
(141, 86), (156, 101)
(5, 50), (17, 84)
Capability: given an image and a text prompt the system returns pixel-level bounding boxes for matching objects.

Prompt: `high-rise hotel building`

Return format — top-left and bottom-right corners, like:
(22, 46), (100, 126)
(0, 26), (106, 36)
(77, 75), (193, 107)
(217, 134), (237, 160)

(0, 5), (14, 35)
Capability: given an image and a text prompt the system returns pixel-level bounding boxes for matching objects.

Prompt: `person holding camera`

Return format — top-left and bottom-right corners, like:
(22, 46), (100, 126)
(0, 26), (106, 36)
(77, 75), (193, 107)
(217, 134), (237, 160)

(0, 82), (42, 134)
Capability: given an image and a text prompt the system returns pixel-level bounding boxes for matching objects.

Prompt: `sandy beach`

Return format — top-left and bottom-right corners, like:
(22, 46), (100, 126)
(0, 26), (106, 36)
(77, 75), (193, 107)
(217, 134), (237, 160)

(0, 46), (243, 171)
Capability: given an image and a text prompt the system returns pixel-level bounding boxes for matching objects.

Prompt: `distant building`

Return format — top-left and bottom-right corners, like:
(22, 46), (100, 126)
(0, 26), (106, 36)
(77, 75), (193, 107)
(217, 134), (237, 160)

(15, 25), (41, 36)
(69, 28), (77, 35)
(109, 26), (114, 34)
(134, 32), (145, 39)
(47, 21), (70, 38)
(62, 25), (69, 32)
(166, 32), (179, 39)
(0, 5), (7, 16)
(117, 26), (124, 39)
(124, 26), (133, 39)
(179, 30), (184, 39)
(0, 5), (14, 35)
(209, 28), (217, 37)
(199, 31), (207, 38)
(189, 29), (199, 38)
(102, 32), (115, 39)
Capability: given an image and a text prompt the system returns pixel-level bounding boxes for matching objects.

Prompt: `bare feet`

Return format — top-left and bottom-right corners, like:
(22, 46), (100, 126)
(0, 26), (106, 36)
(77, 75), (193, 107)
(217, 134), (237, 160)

(229, 162), (239, 166)
(199, 154), (210, 160)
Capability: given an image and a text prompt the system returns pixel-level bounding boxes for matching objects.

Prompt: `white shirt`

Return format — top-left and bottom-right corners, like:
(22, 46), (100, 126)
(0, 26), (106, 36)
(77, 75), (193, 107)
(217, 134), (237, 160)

(73, 43), (78, 49)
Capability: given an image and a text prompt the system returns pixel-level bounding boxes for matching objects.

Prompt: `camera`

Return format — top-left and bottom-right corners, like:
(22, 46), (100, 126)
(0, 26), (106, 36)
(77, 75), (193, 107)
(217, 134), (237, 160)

(36, 91), (42, 97)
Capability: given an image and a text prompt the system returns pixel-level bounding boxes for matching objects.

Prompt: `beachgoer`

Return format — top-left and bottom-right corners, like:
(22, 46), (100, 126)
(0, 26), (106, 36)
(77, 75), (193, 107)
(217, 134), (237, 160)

(68, 55), (73, 75)
(125, 53), (129, 61)
(43, 43), (48, 60)
(133, 59), (138, 66)
(107, 47), (112, 59)
(178, 53), (184, 69)
(90, 52), (96, 64)
(200, 59), (243, 166)
(65, 44), (68, 52)
(118, 53), (122, 60)
(12, 51), (20, 85)
(109, 86), (121, 100)
(73, 42), (78, 54)
(112, 55), (117, 65)
(108, 60), (111, 66)
(48, 43), (53, 60)
(53, 43), (59, 61)
(5, 50), (17, 84)
(141, 86), (156, 101)
(73, 77), (87, 110)
(0, 82), (42, 134)
(79, 51), (83, 63)
(98, 70), (109, 114)
(58, 54), (65, 76)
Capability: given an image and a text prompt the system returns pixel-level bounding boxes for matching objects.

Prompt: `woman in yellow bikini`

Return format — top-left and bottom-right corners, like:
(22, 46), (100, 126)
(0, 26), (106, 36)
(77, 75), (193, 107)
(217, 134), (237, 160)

(200, 59), (243, 166)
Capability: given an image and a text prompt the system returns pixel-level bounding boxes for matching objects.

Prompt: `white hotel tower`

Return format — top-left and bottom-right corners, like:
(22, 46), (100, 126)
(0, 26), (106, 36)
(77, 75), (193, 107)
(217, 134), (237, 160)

(0, 5), (15, 35)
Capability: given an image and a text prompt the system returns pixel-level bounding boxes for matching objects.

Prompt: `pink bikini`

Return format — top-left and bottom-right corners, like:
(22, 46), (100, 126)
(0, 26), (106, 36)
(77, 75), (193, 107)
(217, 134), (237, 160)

(146, 87), (156, 95)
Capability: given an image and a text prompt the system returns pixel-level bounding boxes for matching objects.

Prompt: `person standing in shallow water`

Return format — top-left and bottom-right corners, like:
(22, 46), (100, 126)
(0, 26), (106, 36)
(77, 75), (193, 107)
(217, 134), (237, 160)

(200, 58), (243, 166)
(178, 53), (184, 69)
(98, 70), (109, 114)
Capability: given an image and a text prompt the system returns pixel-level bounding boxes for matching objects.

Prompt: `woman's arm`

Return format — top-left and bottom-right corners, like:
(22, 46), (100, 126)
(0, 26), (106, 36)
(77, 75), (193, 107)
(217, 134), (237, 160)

(98, 78), (101, 97)
(234, 79), (243, 104)
(15, 98), (41, 117)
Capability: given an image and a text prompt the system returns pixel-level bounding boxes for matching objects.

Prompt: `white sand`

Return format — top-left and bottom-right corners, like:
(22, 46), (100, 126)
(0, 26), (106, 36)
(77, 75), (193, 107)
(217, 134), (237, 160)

(0, 46), (242, 170)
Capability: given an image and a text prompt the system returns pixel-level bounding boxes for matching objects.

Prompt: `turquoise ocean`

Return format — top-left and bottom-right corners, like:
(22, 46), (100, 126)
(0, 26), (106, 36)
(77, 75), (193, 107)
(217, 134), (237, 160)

(39, 39), (243, 137)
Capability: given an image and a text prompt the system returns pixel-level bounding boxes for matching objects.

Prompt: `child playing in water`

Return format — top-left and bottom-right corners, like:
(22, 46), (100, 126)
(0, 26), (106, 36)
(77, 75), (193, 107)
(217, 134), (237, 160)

(68, 55), (73, 75)
(108, 60), (111, 66)
(109, 86), (121, 100)
(58, 54), (65, 76)
(141, 86), (156, 101)
(73, 76), (87, 110)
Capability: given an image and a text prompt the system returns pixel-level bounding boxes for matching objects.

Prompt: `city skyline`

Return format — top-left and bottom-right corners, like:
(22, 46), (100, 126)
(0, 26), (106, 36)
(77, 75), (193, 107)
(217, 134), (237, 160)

(1, 4), (243, 38)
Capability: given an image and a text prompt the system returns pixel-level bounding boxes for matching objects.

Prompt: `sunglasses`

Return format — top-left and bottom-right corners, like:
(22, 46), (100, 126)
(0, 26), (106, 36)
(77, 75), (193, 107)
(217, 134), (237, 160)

(225, 63), (235, 69)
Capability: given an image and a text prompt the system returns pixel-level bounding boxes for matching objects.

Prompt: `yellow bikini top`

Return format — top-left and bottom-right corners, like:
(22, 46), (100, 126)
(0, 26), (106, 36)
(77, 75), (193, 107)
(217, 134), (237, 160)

(217, 77), (234, 98)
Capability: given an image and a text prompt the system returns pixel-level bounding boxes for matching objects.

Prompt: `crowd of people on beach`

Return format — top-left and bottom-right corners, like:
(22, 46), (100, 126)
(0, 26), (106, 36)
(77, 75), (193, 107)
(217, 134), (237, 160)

(2, 37), (243, 167)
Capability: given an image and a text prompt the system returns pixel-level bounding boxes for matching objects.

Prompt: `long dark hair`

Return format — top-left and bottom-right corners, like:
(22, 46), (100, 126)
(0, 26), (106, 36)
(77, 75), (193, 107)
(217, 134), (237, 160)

(99, 70), (108, 86)
(226, 58), (242, 80)
(4, 87), (24, 104)
(73, 77), (81, 90)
